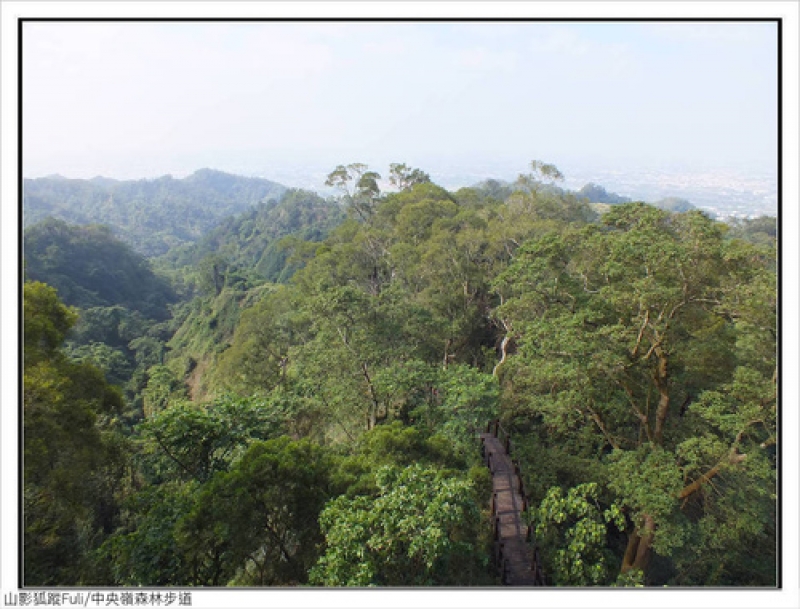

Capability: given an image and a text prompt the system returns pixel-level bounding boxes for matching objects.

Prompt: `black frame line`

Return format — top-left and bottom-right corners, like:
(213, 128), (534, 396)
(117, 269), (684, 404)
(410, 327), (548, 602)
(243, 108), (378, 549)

(16, 14), (784, 592)
(17, 17), (782, 22)
(775, 15), (783, 592)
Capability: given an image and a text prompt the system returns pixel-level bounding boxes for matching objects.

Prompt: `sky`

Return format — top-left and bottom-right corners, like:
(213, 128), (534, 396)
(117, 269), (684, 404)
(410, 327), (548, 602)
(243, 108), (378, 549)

(22, 20), (779, 183)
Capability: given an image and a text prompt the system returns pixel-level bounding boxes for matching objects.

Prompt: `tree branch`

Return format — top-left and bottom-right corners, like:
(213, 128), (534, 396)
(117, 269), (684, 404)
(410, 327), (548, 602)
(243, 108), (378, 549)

(617, 380), (653, 443)
(631, 310), (650, 358)
(678, 453), (747, 500)
(678, 427), (751, 500)
(585, 402), (620, 450)
(152, 430), (199, 479)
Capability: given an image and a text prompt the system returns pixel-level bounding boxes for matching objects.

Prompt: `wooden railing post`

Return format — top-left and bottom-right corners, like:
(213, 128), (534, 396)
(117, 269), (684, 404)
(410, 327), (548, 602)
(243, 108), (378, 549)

(532, 546), (545, 586)
(499, 542), (505, 577)
(494, 540), (504, 569)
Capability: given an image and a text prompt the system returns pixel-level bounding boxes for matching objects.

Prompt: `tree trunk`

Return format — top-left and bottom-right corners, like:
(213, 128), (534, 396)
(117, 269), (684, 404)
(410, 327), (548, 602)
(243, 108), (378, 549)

(361, 362), (380, 430)
(620, 514), (655, 575)
(493, 335), (511, 377)
(652, 347), (670, 444)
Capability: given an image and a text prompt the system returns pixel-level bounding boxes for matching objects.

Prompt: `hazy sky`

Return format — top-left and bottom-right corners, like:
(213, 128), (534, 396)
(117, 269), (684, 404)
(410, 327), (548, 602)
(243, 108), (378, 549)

(22, 20), (778, 181)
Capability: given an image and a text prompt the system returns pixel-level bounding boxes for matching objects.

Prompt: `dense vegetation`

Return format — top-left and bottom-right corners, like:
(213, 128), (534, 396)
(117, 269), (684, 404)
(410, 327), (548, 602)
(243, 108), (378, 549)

(158, 187), (345, 284)
(23, 169), (286, 257)
(24, 218), (176, 317)
(21, 161), (777, 587)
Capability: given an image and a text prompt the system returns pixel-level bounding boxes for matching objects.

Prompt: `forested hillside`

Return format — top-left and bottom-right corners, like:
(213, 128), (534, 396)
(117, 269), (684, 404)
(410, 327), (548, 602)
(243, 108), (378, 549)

(159, 188), (345, 283)
(24, 218), (176, 317)
(23, 169), (286, 256)
(22, 161), (777, 588)
(24, 219), (178, 417)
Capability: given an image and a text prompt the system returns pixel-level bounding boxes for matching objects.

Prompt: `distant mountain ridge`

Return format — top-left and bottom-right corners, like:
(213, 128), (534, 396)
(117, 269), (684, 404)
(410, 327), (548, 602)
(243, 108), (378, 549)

(23, 169), (287, 257)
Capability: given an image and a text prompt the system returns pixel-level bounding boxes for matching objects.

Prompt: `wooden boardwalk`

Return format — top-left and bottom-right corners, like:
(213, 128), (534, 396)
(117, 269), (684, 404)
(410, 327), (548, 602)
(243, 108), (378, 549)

(481, 421), (546, 586)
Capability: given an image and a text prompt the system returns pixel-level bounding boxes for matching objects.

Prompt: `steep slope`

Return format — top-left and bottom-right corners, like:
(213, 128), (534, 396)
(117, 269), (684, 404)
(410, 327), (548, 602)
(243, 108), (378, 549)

(160, 188), (345, 283)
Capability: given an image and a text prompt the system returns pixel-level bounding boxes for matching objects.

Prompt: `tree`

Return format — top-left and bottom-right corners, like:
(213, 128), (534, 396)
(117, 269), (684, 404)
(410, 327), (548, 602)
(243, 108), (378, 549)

(372, 363), (499, 453)
(388, 162), (431, 191)
(287, 284), (397, 434)
(493, 204), (776, 584)
(515, 159), (564, 192)
(727, 215), (777, 246)
(141, 365), (187, 418)
(24, 280), (77, 367)
(159, 189), (344, 284)
(180, 437), (335, 585)
(507, 162), (594, 225)
(68, 341), (133, 388)
(213, 286), (296, 395)
(196, 254), (230, 297)
(532, 483), (627, 586)
(137, 395), (285, 484)
(100, 482), (200, 586)
(23, 281), (127, 585)
(310, 464), (490, 586)
(325, 163), (382, 221)
(103, 425), (329, 587)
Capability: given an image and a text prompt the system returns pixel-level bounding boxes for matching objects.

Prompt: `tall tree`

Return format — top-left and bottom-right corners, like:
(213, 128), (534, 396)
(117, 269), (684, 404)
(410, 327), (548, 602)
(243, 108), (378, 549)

(388, 162), (431, 191)
(493, 204), (776, 584)
(23, 282), (128, 585)
(326, 163), (382, 222)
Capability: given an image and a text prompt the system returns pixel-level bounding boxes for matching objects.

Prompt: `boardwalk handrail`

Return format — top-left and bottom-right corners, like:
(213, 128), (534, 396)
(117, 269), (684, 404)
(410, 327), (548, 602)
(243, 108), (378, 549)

(486, 418), (512, 455)
(482, 419), (547, 586)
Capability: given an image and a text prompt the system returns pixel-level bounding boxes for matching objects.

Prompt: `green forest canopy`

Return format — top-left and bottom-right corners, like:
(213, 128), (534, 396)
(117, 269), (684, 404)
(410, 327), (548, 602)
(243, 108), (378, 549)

(22, 161), (777, 588)
(23, 169), (286, 257)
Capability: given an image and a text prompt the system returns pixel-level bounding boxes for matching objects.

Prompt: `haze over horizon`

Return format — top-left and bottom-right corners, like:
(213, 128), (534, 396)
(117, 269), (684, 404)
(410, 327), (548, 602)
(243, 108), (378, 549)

(23, 20), (778, 189)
